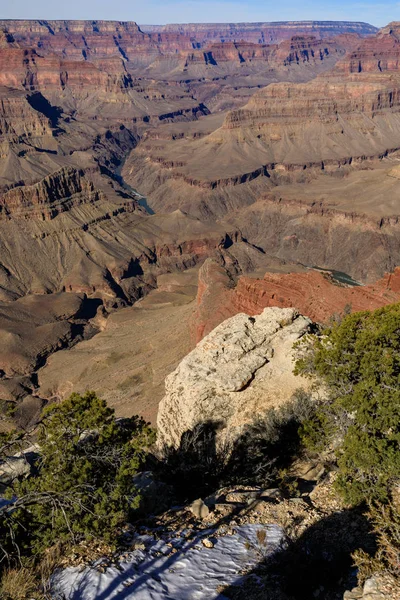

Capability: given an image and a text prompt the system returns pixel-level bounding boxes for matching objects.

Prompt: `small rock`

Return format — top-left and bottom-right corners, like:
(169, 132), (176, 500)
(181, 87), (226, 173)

(0, 456), (32, 485)
(343, 587), (363, 600)
(362, 577), (388, 600)
(260, 488), (283, 500)
(189, 498), (210, 519)
(202, 538), (214, 548)
(133, 542), (146, 551)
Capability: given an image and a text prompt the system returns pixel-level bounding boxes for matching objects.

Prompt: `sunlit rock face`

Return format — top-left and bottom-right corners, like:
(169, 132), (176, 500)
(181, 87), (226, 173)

(157, 307), (313, 448)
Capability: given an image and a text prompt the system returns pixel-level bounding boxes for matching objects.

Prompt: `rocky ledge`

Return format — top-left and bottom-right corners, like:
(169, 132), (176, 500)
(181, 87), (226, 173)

(157, 306), (312, 448)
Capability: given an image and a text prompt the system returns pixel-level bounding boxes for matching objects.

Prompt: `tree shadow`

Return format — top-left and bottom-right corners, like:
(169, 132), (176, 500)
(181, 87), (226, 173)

(156, 420), (227, 501)
(54, 408), (377, 600)
(221, 506), (376, 600)
(56, 495), (263, 600)
(156, 398), (313, 503)
(54, 501), (376, 600)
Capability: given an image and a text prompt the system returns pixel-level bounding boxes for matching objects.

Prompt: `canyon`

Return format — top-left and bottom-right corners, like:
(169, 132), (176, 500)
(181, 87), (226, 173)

(2, 18), (400, 427)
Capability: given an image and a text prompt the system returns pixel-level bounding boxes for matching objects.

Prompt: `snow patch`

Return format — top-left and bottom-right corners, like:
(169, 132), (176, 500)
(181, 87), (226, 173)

(51, 523), (284, 600)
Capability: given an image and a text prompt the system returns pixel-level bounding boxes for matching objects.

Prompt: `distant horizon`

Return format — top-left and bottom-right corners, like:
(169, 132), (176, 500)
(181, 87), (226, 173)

(0, 18), (385, 28)
(0, 18), (381, 25)
(0, 16), (387, 31)
(2, 0), (400, 29)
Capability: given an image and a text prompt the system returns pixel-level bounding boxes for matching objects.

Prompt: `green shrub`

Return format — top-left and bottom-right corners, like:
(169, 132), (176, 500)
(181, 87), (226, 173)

(295, 304), (400, 504)
(0, 391), (154, 561)
(228, 389), (316, 486)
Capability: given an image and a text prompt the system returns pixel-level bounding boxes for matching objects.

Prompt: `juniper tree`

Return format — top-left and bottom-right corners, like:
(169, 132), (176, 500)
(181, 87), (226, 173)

(0, 391), (154, 562)
(295, 304), (400, 505)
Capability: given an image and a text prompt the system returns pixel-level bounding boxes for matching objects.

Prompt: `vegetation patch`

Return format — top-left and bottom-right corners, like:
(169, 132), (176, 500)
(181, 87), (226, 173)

(0, 392), (154, 594)
(295, 304), (400, 585)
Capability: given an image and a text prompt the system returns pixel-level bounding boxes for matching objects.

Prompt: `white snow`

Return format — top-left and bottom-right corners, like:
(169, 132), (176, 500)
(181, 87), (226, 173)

(51, 523), (284, 600)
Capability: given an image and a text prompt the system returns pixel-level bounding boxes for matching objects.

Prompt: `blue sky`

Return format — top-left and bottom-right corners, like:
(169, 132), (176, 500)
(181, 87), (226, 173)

(1, 0), (400, 27)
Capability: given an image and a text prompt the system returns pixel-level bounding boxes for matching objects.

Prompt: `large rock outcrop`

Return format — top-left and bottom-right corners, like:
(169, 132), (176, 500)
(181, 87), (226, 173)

(157, 307), (312, 448)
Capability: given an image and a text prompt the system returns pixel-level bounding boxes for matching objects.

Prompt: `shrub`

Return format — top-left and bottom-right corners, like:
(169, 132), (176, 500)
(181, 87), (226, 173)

(295, 304), (400, 504)
(0, 567), (44, 600)
(0, 391), (154, 562)
(227, 389), (316, 485)
(354, 500), (400, 582)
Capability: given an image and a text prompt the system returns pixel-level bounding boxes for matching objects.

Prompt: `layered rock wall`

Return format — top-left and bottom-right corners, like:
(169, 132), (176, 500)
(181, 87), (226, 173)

(142, 21), (377, 44)
(191, 259), (400, 343)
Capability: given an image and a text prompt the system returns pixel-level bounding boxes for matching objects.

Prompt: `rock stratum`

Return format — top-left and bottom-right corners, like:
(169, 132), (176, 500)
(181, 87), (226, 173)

(127, 22), (400, 189)
(141, 21), (377, 44)
(191, 260), (400, 342)
(124, 22), (400, 284)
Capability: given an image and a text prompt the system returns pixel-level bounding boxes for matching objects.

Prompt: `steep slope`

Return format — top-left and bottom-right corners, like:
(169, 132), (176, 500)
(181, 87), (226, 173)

(122, 23), (400, 283)
(0, 19), (296, 425)
(1, 19), (399, 431)
(0, 19), (368, 299)
(129, 23), (400, 189)
(0, 19), (359, 121)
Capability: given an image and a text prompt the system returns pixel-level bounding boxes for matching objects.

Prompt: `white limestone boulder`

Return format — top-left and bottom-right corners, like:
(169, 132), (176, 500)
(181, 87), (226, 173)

(157, 307), (313, 448)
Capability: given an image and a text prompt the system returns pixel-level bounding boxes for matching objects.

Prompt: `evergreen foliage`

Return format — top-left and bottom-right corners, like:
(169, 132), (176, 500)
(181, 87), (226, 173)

(0, 391), (154, 561)
(353, 499), (400, 581)
(295, 304), (400, 504)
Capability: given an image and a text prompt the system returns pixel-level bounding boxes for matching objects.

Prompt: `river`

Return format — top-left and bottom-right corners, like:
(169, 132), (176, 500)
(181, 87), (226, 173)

(311, 266), (362, 287)
(114, 161), (155, 215)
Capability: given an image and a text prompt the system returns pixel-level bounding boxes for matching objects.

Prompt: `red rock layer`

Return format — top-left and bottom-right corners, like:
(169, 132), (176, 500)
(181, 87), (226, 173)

(192, 260), (400, 342)
(0, 26), (353, 87)
(271, 35), (340, 65)
(0, 20), (200, 63)
(183, 36), (348, 68)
